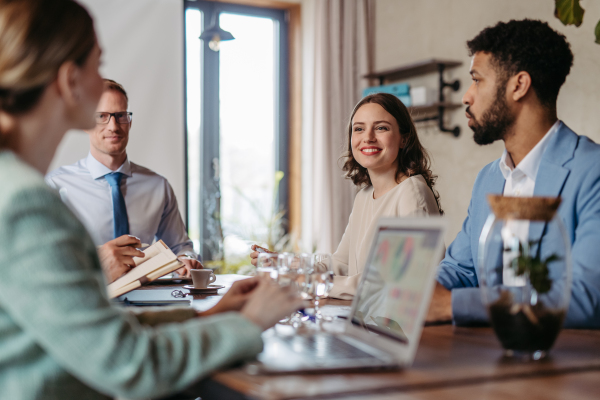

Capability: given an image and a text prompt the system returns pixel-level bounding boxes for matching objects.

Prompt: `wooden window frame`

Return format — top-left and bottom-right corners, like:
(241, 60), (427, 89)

(184, 0), (302, 258)
(210, 0), (302, 241)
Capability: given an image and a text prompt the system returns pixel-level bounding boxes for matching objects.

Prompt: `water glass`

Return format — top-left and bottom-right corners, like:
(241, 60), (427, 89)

(276, 252), (313, 326)
(276, 253), (296, 286)
(306, 253), (334, 321)
(256, 253), (279, 281)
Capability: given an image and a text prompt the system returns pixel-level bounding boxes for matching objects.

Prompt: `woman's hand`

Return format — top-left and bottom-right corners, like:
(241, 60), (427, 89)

(249, 244), (276, 266)
(240, 278), (304, 330)
(199, 277), (260, 317)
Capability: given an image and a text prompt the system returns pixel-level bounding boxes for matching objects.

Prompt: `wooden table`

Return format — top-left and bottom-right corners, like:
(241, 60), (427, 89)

(145, 277), (600, 399)
(341, 371), (600, 400)
(196, 325), (600, 400)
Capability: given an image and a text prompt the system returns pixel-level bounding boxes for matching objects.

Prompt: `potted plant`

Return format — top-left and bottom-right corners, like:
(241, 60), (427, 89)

(478, 195), (572, 359)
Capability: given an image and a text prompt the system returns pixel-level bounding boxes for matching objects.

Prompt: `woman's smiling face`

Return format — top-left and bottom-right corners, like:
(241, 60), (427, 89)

(351, 102), (402, 175)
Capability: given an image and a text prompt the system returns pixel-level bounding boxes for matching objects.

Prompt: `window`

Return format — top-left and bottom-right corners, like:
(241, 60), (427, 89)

(185, 1), (289, 268)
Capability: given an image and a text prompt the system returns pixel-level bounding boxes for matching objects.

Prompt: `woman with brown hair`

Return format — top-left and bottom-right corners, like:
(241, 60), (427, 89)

(0, 1), (300, 399)
(251, 93), (442, 299)
(328, 92), (442, 299)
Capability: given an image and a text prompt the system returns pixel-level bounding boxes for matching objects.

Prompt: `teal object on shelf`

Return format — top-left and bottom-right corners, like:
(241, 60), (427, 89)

(396, 95), (411, 107)
(362, 83), (411, 106)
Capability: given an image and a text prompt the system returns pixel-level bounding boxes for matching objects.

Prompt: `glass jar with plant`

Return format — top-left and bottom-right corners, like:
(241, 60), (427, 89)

(478, 195), (572, 360)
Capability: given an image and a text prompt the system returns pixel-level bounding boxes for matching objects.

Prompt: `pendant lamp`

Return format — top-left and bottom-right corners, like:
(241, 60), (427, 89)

(199, 13), (235, 52)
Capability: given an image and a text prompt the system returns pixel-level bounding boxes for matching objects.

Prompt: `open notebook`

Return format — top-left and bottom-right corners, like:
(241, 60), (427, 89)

(106, 240), (183, 299)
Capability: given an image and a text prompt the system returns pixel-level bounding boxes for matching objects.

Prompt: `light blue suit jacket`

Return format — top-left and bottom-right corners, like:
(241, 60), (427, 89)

(438, 122), (600, 328)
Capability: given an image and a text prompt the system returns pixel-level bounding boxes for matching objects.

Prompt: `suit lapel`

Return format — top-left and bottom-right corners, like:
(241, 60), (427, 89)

(530, 123), (577, 248)
(487, 162), (506, 195)
(479, 161), (505, 280)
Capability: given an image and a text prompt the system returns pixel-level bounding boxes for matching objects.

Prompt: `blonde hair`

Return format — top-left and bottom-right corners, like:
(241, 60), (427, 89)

(104, 79), (129, 107)
(0, 0), (95, 115)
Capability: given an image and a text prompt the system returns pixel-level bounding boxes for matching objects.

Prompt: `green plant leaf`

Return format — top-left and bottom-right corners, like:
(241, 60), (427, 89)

(274, 170), (284, 184)
(555, 0), (585, 27)
(553, 1), (600, 45)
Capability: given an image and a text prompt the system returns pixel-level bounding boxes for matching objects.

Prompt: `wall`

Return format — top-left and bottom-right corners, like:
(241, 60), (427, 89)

(375, 0), (600, 244)
(300, 0), (316, 251)
(49, 0), (186, 215)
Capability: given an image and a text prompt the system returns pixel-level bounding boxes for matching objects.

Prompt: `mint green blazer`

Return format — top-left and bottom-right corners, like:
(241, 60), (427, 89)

(0, 151), (262, 399)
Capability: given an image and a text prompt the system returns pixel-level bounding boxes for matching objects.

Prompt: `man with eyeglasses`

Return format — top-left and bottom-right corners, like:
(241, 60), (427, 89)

(46, 79), (201, 283)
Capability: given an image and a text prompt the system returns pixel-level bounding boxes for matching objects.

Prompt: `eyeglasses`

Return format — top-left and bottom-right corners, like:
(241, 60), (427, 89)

(171, 290), (186, 298)
(95, 111), (133, 124)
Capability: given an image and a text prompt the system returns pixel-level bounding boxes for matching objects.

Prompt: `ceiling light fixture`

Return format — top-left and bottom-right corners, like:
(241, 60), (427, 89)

(199, 13), (234, 52)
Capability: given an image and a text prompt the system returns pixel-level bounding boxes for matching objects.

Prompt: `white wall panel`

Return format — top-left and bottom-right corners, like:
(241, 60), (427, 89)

(49, 0), (187, 216)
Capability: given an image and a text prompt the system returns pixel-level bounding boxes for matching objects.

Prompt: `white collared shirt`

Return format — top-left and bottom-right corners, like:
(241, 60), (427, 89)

(499, 120), (561, 286)
(45, 153), (197, 258)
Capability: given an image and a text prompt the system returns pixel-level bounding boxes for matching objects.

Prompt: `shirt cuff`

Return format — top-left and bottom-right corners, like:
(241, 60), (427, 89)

(177, 251), (200, 261)
(451, 287), (490, 326)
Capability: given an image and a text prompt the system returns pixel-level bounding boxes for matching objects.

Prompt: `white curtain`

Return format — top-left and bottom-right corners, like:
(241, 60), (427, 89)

(301, 0), (375, 253)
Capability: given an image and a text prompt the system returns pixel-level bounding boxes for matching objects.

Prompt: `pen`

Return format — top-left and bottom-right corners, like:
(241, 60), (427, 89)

(130, 243), (150, 248)
(254, 245), (269, 253)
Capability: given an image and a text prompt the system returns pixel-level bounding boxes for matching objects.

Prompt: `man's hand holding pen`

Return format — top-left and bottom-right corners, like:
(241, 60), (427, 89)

(97, 235), (145, 283)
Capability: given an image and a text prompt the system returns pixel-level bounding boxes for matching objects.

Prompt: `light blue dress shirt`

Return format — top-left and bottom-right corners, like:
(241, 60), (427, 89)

(46, 153), (197, 258)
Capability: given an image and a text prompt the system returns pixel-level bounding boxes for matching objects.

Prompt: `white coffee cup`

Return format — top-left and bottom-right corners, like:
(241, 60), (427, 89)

(191, 269), (216, 289)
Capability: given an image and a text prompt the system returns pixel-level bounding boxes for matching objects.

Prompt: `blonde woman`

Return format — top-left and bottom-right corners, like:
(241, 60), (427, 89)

(0, 1), (300, 399)
(251, 93), (442, 299)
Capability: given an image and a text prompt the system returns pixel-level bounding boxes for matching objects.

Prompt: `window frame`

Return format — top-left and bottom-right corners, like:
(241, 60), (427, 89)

(184, 0), (290, 261)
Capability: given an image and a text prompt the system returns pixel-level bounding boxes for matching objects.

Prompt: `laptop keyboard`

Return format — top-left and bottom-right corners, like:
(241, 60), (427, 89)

(279, 334), (377, 360)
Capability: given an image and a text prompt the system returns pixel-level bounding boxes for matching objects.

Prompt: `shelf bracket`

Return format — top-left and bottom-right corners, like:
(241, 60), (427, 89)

(437, 64), (461, 137)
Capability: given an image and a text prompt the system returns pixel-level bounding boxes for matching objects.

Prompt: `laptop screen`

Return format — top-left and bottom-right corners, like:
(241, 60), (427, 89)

(350, 225), (442, 345)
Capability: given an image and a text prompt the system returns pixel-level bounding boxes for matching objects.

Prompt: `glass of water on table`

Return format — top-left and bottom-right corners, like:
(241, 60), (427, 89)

(256, 253), (279, 281)
(306, 253), (334, 322)
(277, 252), (311, 326)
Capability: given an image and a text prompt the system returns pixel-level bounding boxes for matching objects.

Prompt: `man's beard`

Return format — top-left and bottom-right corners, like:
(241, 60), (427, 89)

(468, 84), (515, 145)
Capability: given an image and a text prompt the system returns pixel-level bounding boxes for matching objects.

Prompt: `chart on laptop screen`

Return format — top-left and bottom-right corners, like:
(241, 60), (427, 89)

(352, 227), (441, 344)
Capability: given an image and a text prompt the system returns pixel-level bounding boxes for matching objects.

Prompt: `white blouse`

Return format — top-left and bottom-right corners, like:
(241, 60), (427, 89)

(329, 174), (440, 300)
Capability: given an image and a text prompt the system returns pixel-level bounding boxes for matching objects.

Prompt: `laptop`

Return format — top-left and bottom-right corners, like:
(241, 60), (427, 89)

(250, 217), (447, 373)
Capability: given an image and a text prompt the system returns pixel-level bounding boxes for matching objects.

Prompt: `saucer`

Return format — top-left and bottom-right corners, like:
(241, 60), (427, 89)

(183, 284), (225, 293)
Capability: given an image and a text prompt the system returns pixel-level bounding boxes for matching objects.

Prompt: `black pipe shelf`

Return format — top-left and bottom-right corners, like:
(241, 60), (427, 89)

(364, 59), (463, 137)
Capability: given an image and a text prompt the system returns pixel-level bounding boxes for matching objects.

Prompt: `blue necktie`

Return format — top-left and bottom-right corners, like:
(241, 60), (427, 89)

(105, 172), (129, 238)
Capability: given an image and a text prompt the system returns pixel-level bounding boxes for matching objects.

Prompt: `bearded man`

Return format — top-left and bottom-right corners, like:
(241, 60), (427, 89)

(427, 19), (600, 328)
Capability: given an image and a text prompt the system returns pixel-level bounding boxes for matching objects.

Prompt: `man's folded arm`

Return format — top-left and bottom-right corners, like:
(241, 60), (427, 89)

(435, 194), (493, 326)
(437, 196), (479, 290)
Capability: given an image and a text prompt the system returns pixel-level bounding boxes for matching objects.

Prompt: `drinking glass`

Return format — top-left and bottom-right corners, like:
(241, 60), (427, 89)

(306, 253), (334, 322)
(294, 253), (312, 299)
(276, 253), (312, 326)
(276, 252), (296, 287)
(292, 253), (312, 326)
(256, 253), (279, 281)
(276, 253), (298, 325)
